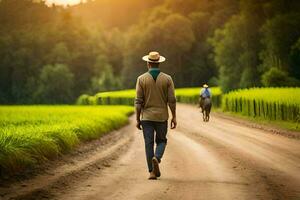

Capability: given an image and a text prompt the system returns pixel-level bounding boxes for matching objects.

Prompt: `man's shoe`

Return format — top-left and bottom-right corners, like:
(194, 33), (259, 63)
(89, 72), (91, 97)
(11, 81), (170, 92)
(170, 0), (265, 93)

(152, 157), (161, 177)
(148, 171), (157, 180)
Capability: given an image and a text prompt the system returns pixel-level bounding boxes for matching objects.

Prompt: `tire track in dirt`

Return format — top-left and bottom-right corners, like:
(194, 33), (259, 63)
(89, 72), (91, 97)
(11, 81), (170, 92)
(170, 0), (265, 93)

(54, 128), (261, 200)
(177, 104), (300, 200)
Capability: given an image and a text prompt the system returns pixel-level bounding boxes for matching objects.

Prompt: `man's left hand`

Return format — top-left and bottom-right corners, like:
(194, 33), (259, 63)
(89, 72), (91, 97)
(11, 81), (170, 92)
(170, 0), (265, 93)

(171, 117), (177, 129)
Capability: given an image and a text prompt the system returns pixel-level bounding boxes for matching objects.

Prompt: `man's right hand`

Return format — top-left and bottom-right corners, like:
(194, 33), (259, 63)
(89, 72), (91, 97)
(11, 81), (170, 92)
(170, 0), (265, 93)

(171, 117), (177, 129)
(136, 120), (142, 130)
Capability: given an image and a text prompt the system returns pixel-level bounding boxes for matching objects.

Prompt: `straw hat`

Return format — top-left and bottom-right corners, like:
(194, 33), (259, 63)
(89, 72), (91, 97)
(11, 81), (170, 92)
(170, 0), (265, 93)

(142, 51), (166, 63)
(203, 84), (208, 88)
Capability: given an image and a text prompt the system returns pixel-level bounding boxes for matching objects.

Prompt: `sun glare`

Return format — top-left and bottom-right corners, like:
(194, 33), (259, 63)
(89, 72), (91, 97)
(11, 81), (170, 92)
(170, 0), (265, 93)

(46, 0), (83, 6)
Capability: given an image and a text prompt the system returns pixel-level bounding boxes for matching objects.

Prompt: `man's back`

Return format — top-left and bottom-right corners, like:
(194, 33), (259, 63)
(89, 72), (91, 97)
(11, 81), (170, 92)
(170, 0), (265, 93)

(136, 72), (176, 122)
(200, 88), (212, 98)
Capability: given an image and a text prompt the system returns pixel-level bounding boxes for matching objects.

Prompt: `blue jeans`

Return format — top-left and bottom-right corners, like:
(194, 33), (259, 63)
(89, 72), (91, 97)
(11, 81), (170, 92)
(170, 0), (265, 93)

(141, 120), (168, 172)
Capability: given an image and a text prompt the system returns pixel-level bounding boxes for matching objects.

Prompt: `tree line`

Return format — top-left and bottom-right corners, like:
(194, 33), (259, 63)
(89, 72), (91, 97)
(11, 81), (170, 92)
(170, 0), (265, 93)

(0, 0), (299, 104)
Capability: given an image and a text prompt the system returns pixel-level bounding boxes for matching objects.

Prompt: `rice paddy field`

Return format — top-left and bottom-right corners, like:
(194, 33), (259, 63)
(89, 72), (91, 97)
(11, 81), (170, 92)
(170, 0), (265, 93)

(0, 106), (134, 174)
(222, 88), (300, 122)
(77, 87), (222, 107)
(76, 87), (300, 130)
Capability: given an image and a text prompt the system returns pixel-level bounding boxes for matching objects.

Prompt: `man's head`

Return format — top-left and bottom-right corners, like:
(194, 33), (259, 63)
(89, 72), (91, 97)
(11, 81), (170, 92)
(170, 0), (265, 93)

(147, 62), (160, 69)
(142, 51), (166, 69)
(203, 84), (209, 88)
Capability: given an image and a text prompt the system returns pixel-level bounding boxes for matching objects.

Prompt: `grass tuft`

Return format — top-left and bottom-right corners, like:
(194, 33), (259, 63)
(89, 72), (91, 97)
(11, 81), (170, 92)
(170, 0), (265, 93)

(0, 105), (134, 174)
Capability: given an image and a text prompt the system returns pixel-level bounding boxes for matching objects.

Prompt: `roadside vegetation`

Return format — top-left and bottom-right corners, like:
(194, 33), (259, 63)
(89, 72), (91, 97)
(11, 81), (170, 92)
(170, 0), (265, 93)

(77, 87), (300, 131)
(0, 106), (133, 174)
(77, 87), (222, 107)
(222, 88), (300, 130)
(222, 88), (300, 121)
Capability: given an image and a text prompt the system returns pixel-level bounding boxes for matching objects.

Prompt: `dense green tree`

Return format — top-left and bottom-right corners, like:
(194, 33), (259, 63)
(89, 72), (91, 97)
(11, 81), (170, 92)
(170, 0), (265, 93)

(210, 0), (300, 91)
(261, 67), (300, 87)
(290, 38), (300, 80)
(260, 13), (300, 80)
(209, 15), (245, 92)
(102, 28), (125, 76)
(47, 42), (72, 64)
(91, 64), (121, 93)
(122, 10), (195, 87)
(184, 12), (215, 87)
(91, 55), (121, 92)
(35, 64), (74, 104)
(1, 0), (299, 104)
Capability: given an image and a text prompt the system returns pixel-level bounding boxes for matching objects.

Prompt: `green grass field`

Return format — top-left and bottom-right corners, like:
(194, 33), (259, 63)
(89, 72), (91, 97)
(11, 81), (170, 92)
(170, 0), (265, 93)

(222, 88), (300, 123)
(0, 106), (134, 174)
(77, 87), (222, 107)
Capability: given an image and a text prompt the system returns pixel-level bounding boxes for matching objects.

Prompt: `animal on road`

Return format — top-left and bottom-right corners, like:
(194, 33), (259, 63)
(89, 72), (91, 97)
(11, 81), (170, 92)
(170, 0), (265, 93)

(202, 97), (212, 122)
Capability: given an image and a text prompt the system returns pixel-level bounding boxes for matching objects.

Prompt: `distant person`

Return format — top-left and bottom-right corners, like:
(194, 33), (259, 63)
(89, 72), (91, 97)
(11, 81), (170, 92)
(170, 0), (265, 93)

(199, 84), (211, 113)
(135, 51), (177, 180)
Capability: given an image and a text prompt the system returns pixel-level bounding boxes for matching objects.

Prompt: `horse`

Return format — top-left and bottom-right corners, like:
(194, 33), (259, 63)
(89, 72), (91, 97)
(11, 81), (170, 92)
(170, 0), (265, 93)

(200, 97), (212, 122)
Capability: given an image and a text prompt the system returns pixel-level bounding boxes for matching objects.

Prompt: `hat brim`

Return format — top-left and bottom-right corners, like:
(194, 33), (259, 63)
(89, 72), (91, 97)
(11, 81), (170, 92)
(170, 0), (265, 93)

(142, 55), (166, 63)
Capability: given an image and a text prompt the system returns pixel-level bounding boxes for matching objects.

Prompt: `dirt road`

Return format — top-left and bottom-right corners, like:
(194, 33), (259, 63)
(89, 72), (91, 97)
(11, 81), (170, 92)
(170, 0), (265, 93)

(2, 104), (300, 200)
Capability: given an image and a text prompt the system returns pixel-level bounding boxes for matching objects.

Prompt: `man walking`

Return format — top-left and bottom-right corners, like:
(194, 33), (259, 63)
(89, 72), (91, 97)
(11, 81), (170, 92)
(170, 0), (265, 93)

(135, 51), (177, 180)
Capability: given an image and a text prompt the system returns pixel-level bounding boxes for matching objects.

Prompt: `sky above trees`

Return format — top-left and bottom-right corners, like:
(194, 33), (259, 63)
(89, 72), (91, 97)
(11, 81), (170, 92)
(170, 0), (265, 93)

(46, 0), (81, 6)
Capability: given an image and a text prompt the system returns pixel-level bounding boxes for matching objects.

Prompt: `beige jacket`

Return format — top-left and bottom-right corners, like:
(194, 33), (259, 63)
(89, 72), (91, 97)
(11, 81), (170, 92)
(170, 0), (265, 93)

(135, 72), (176, 121)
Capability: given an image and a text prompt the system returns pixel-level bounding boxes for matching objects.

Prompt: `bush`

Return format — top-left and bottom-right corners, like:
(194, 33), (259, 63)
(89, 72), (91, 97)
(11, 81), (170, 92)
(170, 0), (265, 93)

(262, 68), (289, 87)
(76, 94), (90, 105)
(208, 77), (219, 87)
